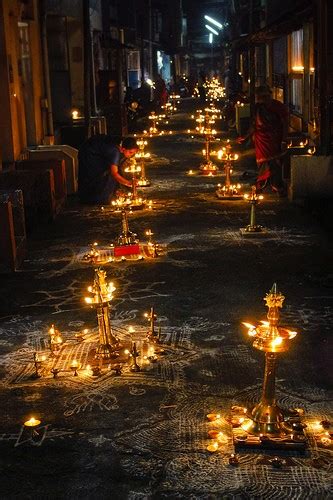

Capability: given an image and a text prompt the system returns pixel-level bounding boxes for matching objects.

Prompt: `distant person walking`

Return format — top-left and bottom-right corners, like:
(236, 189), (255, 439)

(154, 74), (168, 110)
(198, 71), (207, 104)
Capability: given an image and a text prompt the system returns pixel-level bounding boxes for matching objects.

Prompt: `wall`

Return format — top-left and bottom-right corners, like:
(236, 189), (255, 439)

(0, 0), (45, 164)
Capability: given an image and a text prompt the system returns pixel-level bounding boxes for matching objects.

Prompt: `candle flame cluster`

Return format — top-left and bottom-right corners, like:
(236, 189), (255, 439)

(243, 189), (264, 202)
(216, 140), (243, 198)
(287, 138), (309, 149)
(135, 139), (151, 159)
(147, 112), (167, 135)
(242, 284), (298, 353)
(85, 269), (116, 305)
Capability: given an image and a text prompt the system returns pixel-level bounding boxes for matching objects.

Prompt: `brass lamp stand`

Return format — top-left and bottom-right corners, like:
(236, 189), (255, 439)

(216, 142), (242, 199)
(85, 268), (121, 361)
(232, 284), (306, 450)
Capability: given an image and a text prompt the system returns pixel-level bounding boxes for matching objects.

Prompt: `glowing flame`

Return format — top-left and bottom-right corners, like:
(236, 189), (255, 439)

(271, 336), (283, 347)
(24, 417), (41, 427)
(242, 322), (257, 336)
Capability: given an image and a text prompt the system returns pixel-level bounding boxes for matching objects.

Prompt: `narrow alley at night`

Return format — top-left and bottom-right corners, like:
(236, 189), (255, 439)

(0, 1), (332, 498)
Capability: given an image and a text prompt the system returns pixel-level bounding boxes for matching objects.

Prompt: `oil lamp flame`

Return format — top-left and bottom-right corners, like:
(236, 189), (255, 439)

(24, 417), (41, 427)
(242, 321), (256, 336)
(271, 336), (283, 347)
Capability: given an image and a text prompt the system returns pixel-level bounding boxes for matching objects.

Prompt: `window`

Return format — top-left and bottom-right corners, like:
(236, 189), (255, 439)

(128, 51), (140, 71)
(290, 29), (303, 71)
(289, 29), (304, 115)
(291, 77), (303, 114)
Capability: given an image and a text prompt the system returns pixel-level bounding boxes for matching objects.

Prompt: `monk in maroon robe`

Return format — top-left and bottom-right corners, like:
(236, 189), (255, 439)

(238, 85), (289, 195)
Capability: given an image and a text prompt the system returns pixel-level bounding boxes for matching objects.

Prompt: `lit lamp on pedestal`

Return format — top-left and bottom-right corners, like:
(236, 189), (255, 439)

(48, 324), (63, 356)
(24, 417), (42, 441)
(117, 208), (138, 247)
(198, 112), (219, 175)
(169, 93), (180, 113)
(145, 307), (164, 354)
(113, 210), (159, 261)
(136, 138), (151, 187)
(124, 159), (147, 210)
(130, 341), (141, 372)
(216, 142), (242, 199)
(83, 242), (100, 263)
(70, 359), (80, 376)
(148, 112), (158, 134)
(148, 112), (166, 135)
(85, 268), (121, 362)
(240, 186), (266, 235)
(232, 283), (306, 450)
(113, 207), (141, 260)
(32, 352), (46, 378)
(145, 229), (159, 258)
(111, 193), (132, 211)
(195, 111), (205, 134)
(83, 208), (160, 263)
(162, 102), (174, 117)
(145, 307), (158, 343)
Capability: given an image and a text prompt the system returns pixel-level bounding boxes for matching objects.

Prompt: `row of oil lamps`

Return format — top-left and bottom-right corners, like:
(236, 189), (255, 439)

(27, 280), (332, 453)
(25, 93), (329, 456)
(186, 90), (325, 453)
(187, 105), (235, 180)
(192, 78), (226, 102)
(31, 136), (164, 380)
(185, 106), (318, 233)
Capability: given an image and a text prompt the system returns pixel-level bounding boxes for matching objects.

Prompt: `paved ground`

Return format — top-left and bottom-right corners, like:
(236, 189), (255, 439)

(0, 99), (332, 499)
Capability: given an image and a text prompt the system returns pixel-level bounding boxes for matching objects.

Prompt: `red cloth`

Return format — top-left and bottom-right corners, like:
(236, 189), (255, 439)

(254, 100), (288, 164)
(114, 244), (140, 257)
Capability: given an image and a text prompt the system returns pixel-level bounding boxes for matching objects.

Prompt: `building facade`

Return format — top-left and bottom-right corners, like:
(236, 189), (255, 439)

(0, 0), (48, 168)
(230, 0), (333, 154)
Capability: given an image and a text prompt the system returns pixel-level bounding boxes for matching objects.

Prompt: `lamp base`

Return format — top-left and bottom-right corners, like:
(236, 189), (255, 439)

(137, 178), (151, 187)
(231, 405), (307, 451)
(240, 226), (268, 236)
(199, 161), (218, 176)
(216, 192), (243, 200)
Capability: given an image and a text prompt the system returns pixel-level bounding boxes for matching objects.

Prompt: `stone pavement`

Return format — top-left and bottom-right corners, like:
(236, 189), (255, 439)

(0, 99), (332, 499)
